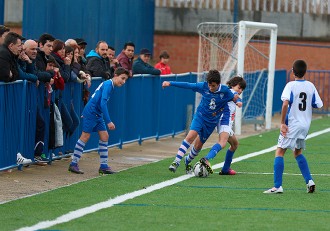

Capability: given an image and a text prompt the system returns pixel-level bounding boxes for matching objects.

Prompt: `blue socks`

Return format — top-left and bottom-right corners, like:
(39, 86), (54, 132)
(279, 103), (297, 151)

(274, 156), (284, 188)
(296, 154), (312, 184)
(205, 143), (222, 160)
(222, 149), (235, 173)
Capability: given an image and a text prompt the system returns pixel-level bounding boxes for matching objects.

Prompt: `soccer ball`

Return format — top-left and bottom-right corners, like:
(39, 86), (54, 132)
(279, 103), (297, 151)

(193, 162), (209, 178)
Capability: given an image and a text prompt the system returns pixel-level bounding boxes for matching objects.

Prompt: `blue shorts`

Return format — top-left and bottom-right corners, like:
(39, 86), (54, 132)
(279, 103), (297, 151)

(82, 114), (106, 133)
(190, 114), (217, 144)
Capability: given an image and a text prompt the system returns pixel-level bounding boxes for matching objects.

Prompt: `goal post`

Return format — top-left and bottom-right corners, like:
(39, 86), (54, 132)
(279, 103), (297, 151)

(197, 21), (278, 135)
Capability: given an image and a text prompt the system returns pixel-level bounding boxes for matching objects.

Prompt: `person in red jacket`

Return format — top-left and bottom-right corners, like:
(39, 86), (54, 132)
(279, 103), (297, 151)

(155, 50), (172, 75)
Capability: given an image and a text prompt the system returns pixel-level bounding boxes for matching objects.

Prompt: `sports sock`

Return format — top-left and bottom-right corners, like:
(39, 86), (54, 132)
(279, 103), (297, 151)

(296, 154), (312, 184)
(222, 149), (235, 173)
(99, 140), (109, 169)
(205, 143), (222, 160)
(174, 139), (191, 164)
(71, 139), (85, 166)
(274, 156), (284, 188)
(186, 146), (200, 164)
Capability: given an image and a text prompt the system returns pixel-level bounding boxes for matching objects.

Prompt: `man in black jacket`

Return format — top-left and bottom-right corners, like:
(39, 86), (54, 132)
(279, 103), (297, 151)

(86, 41), (112, 80)
(0, 32), (24, 82)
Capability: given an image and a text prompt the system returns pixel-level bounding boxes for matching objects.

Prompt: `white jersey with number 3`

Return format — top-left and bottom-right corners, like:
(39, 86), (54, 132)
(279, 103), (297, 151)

(281, 80), (323, 139)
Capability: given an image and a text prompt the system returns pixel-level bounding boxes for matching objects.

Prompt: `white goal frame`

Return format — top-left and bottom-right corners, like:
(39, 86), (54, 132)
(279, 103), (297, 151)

(197, 21), (278, 135)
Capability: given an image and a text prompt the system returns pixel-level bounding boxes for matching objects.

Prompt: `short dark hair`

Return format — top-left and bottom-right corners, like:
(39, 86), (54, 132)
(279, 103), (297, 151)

(292, 59), (307, 78)
(3, 32), (24, 47)
(159, 50), (170, 59)
(227, 76), (246, 90)
(0, 25), (10, 36)
(38, 33), (55, 46)
(206, 69), (221, 84)
(115, 67), (129, 76)
(108, 46), (115, 51)
(123, 41), (135, 49)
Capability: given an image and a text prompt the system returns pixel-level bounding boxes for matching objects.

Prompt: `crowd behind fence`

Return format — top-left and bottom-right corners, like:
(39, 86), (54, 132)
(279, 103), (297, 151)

(0, 73), (197, 171)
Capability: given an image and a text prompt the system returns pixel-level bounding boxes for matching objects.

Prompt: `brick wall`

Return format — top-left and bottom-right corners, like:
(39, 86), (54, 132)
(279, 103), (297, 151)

(12, 26), (330, 73)
(154, 33), (330, 73)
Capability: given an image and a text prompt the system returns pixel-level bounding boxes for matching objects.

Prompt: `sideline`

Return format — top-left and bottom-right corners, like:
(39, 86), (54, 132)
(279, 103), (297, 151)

(16, 128), (330, 231)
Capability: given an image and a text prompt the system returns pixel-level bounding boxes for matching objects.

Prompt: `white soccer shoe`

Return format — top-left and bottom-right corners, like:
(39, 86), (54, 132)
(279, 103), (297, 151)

(307, 180), (316, 193)
(263, 186), (283, 194)
(17, 153), (32, 165)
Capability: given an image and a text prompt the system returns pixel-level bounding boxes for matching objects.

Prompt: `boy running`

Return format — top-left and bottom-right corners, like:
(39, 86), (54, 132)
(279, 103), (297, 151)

(68, 67), (129, 174)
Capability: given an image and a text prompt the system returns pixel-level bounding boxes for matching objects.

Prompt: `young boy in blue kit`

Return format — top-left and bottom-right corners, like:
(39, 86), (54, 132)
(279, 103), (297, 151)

(68, 67), (129, 174)
(162, 70), (238, 173)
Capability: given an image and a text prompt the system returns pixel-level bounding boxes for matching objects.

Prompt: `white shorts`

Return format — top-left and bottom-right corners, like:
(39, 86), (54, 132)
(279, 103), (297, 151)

(277, 134), (306, 150)
(217, 125), (234, 136)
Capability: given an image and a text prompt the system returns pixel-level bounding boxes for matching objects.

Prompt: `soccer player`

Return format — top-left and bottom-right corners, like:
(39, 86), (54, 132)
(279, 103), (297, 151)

(68, 67), (129, 174)
(264, 60), (323, 194)
(162, 70), (237, 173)
(218, 76), (246, 175)
(196, 76), (246, 175)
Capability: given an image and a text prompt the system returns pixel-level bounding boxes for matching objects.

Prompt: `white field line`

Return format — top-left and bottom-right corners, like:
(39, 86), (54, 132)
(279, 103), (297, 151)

(235, 172), (330, 177)
(16, 128), (330, 231)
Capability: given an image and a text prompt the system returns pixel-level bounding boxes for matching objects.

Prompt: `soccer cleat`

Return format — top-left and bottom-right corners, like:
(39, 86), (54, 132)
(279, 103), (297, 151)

(199, 157), (213, 174)
(219, 168), (236, 175)
(17, 153), (32, 165)
(263, 186), (284, 194)
(307, 180), (316, 193)
(169, 162), (179, 173)
(184, 157), (193, 174)
(99, 166), (116, 175)
(68, 164), (84, 174)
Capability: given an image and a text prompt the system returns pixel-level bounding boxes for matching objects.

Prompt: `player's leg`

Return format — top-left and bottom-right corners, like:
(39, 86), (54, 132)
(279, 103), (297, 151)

(69, 131), (91, 174)
(169, 130), (198, 173)
(184, 136), (203, 174)
(220, 135), (238, 175)
(98, 130), (115, 174)
(294, 140), (315, 193)
(263, 147), (286, 194)
(264, 134), (290, 193)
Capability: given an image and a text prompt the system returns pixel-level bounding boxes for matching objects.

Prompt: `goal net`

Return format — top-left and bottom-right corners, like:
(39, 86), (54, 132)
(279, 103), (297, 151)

(197, 21), (278, 135)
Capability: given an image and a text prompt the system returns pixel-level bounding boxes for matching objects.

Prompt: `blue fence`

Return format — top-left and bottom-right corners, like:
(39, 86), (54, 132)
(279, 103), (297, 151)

(0, 73), (196, 171)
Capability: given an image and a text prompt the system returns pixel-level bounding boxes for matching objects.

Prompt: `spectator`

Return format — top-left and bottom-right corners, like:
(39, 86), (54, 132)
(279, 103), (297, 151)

(154, 50), (172, 75)
(65, 38), (78, 47)
(106, 46), (120, 79)
(51, 39), (71, 82)
(21, 39), (53, 83)
(36, 33), (55, 72)
(0, 32), (24, 82)
(75, 38), (91, 104)
(132, 48), (161, 75)
(18, 45), (38, 83)
(86, 41), (111, 80)
(116, 41), (135, 77)
(0, 25), (10, 45)
(65, 45), (91, 85)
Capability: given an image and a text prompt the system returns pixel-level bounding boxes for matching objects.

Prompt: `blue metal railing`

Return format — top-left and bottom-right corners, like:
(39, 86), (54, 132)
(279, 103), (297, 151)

(0, 73), (196, 171)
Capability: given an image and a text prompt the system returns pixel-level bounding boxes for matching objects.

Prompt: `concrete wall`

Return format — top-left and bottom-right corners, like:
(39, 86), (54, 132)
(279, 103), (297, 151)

(155, 8), (330, 39)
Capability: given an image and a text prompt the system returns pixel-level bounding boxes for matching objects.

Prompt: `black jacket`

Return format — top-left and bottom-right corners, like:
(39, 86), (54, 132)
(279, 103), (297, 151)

(0, 45), (19, 82)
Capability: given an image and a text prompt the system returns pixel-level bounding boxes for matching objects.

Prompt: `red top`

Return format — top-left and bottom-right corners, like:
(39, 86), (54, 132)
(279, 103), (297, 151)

(154, 62), (172, 75)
